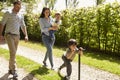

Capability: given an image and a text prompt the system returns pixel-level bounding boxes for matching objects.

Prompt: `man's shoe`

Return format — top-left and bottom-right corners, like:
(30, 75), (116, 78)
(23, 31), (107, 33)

(8, 70), (18, 77)
(13, 72), (18, 78)
(8, 70), (12, 74)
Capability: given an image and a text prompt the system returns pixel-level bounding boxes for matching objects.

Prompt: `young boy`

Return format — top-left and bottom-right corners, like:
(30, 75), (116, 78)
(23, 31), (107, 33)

(49, 12), (61, 40)
(58, 39), (83, 80)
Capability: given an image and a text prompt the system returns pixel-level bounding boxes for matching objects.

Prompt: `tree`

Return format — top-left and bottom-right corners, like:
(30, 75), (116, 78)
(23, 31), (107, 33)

(65, 0), (79, 9)
(65, 0), (68, 8)
(96, 0), (105, 6)
(44, 0), (57, 10)
(0, 0), (41, 12)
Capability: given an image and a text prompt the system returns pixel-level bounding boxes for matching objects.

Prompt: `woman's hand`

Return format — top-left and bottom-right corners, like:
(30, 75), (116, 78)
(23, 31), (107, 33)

(48, 27), (57, 31)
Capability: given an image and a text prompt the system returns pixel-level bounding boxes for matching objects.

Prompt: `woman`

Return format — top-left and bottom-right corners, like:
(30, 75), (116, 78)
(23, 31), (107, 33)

(39, 7), (56, 69)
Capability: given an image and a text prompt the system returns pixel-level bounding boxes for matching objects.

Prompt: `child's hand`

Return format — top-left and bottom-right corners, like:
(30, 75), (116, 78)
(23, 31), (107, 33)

(78, 47), (85, 56)
(78, 50), (83, 56)
(79, 47), (85, 51)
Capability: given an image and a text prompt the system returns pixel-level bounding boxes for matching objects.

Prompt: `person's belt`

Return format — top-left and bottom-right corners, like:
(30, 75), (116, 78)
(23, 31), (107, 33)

(6, 32), (18, 36)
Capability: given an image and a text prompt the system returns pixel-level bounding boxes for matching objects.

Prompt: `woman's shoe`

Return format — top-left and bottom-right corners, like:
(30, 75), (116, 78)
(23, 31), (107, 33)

(43, 61), (47, 67)
(51, 67), (55, 70)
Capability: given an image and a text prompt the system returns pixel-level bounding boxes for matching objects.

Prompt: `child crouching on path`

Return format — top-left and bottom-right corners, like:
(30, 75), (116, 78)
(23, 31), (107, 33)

(58, 39), (83, 80)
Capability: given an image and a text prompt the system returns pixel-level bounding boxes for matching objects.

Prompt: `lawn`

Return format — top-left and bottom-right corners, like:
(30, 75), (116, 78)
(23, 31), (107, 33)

(19, 40), (120, 76)
(0, 48), (64, 80)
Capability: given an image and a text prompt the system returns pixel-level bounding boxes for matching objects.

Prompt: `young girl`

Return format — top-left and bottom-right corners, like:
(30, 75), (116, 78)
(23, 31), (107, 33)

(58, 39), (83, 80)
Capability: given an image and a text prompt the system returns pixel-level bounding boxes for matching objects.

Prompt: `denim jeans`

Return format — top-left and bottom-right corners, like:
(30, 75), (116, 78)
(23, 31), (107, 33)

(42, 34), (55, 67)
(49, 30), (56, 39)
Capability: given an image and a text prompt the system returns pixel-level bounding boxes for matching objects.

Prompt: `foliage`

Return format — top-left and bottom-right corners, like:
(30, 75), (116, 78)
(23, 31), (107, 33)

(23, 2), (120, 55)
(60, 2), (120, 55)
(23, 13), (41, 41)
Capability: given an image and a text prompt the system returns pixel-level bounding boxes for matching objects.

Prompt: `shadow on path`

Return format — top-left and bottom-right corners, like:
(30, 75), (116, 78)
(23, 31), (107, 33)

(0, 73), (10, 80)
(57, 71), (65, 80)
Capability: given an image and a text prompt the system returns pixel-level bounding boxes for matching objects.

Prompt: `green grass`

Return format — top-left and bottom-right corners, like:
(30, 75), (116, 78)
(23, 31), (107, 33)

(20, 40), (120, 76)
(81, 52), (120, 75)
(19, 40), (65, 57)
(0, 48), (64, 80)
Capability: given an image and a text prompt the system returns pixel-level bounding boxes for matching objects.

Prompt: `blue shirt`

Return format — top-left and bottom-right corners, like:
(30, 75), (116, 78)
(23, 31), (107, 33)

(39, 17), (53, 36)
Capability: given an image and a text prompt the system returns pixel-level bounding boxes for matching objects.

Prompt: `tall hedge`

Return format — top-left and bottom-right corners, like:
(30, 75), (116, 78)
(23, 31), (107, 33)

(61, 2), (120, 54)
(24, 2), (120, 55)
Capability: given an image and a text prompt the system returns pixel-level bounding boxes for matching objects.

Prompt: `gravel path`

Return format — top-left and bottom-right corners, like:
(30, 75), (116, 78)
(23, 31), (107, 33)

(0, 44), (120, 80)
(0, 57), (37, 80)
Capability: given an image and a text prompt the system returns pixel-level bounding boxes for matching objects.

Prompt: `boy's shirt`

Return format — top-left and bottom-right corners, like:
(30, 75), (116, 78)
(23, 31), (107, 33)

(64, 48), (79, 61)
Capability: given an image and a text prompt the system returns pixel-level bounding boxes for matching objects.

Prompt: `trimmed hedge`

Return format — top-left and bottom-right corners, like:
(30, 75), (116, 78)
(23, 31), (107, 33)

(22, 2), (120, 55)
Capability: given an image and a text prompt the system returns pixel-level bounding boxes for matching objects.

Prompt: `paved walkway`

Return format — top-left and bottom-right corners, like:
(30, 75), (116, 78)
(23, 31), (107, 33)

(0, 44), (120, 80)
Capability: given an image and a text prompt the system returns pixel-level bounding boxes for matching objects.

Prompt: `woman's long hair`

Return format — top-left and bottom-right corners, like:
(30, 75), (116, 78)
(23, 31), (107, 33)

(40, 7), (51, 18)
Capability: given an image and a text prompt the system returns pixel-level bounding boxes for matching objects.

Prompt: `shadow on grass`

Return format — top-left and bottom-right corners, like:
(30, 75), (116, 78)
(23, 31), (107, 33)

(22, 66), (49, 80)
(22, 66), (65, 80)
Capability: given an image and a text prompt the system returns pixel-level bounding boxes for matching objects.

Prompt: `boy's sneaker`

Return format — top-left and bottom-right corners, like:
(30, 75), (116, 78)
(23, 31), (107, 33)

(58, 67), (61, 73)
(8, 70), (18, 77)
(64, 76), (70, 80)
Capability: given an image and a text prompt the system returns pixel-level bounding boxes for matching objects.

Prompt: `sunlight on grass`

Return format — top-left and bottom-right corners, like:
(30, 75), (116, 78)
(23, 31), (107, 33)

(4, 40), (120, 76)
(19, 40), (65, 57)
(0, 48), (63, 80)
(81, 53), (120, 76)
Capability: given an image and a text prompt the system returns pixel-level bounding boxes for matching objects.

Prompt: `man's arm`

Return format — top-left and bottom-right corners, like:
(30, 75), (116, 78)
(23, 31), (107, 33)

(20, 15), (28, 42)
(21, 27), (28, 42)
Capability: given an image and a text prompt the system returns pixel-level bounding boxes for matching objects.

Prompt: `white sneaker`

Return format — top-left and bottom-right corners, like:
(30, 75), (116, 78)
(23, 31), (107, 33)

(65, 76), (70, 80)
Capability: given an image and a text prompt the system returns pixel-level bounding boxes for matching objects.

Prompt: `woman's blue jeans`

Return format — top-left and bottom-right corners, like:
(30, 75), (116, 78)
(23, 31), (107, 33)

(42, 34), (55, 67)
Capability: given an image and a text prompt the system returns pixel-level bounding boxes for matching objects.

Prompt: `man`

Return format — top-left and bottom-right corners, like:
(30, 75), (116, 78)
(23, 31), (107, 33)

(0, 1), (28, 78)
